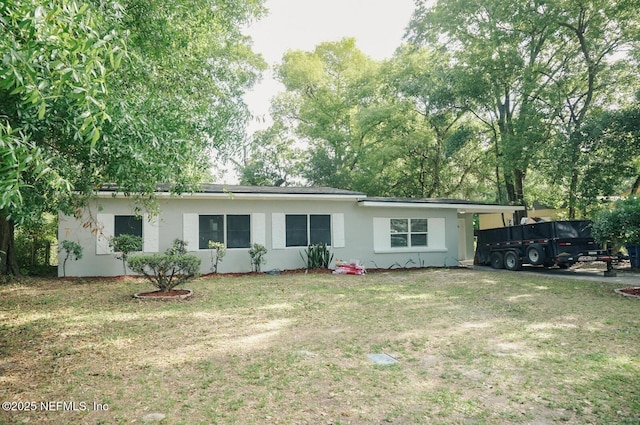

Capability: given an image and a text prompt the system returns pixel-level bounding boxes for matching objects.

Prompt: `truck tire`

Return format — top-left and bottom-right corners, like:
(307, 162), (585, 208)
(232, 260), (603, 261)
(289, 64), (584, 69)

(526, 245), (546, 266)
(490, 252), (504, 269)
(504, 250), (522, 271)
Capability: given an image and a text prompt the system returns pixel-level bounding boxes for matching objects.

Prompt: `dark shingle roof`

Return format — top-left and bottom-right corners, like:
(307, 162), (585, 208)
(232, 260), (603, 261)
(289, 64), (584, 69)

(197, 184), (365, 196)
(98, 183), (365, 197)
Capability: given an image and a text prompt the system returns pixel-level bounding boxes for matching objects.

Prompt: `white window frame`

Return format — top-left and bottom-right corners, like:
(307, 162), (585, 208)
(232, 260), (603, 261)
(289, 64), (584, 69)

(96, 213), (159, 255)
(284, 214), (332, 248)
(272, 213), (345, 250)
(390, 218), (429, 248)
(373, 217), (447, 254)
(183, 213), (264, 251)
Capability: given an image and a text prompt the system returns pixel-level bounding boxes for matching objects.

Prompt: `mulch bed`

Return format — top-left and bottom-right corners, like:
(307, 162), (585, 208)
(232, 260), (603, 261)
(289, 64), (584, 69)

(133, 289), (193, 300)
(616, 287), (640, 297)
(136, 289), (192, 297)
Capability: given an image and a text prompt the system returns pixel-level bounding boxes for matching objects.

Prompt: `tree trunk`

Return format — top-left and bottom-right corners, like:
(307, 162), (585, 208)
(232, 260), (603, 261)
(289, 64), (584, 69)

(567, 170), (579, 219)
(513, 168), (527, 223)
(631, 175), (640, 195)
(0, 214), (21, 277)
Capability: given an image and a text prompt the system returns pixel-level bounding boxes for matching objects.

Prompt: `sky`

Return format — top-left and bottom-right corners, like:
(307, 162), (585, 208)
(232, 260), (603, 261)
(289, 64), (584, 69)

(242, 0), (417, 134)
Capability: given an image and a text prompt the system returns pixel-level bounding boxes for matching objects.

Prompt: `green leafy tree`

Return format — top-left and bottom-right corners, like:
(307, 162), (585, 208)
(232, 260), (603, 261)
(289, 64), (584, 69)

(370, 45), (493, 199)
(407, 0), (560, 214)
(406, 0), (640, 217)
(0, 0), (126, 275)
(236, 120), (304, 186)
(0, 0), (266, 276)
(592, 197), (640, 251)
(15, 213), (58, 274)
(568, 102), (640, 214)
(274, 38), (385, 190)
(265, 37), (494, 200)
(544, 0), (640, 217)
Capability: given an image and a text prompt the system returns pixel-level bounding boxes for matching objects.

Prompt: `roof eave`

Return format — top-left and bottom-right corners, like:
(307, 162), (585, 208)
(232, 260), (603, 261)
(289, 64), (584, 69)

(357, 200), (525, 213)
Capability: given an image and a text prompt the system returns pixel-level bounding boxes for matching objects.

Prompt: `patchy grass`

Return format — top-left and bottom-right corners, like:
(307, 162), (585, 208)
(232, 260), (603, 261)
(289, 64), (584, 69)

(1, 269), (639, 424)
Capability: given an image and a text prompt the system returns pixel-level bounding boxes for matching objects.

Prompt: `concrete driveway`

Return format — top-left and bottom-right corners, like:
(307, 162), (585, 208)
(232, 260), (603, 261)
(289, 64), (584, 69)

(471, 263), (640, 287)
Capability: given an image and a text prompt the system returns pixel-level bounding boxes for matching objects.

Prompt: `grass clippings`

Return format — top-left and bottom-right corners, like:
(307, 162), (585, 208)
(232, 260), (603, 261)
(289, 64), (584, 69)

(1, 269), (639, 424)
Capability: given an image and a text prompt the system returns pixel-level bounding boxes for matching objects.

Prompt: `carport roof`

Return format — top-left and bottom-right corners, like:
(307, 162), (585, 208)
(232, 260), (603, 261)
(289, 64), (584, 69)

(358, 197), (525, 214)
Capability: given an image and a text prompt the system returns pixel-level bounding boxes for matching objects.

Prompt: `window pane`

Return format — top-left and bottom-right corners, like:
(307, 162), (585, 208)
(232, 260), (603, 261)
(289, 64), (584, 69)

(115, 215), (142, 238)
(411, 219), (428, 233)
(310, 214), (331, 245)
(286, 215), (308, 247)
(411, 234), (428, 247)
(391, 234), (408, 247)
(390, 219), (408, 233)
(199, 215), (223, 249)
(227, 215), (251, 248)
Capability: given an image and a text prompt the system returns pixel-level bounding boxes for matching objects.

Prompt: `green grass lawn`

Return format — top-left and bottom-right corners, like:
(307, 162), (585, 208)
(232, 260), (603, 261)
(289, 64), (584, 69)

(1, 268), (639, 424)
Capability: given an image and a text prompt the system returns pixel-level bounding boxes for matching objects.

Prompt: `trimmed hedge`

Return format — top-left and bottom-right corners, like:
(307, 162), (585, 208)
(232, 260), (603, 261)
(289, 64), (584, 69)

(128, 239), (201, 292)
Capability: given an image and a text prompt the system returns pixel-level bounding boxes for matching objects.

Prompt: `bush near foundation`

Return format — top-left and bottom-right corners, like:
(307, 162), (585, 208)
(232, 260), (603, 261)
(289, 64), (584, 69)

(128, 239), (201, 292)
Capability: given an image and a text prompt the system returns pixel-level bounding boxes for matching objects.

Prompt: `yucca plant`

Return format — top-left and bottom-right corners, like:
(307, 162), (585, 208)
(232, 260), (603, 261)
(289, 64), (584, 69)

(300, 243), (334, 269)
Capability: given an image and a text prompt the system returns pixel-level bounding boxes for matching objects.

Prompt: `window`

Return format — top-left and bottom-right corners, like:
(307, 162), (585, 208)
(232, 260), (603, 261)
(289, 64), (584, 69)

(285, 214), (332, 247)
(373, 217), (444, 253)
(96, 213), (158, 254)
(390, 218), (428, 248)
(227, 215), (251, 248)
(286, 214), (308, 247)
(310, 215), (331, 245)
(198, 214), (251, 249)
(114, 215), (142, 238)
(199, 215), (224, 249)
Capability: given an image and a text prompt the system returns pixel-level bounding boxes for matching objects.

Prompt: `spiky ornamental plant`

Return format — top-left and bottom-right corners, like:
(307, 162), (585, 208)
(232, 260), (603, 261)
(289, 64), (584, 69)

(300, 243), (333, 269)
(249, 243), (267, 272)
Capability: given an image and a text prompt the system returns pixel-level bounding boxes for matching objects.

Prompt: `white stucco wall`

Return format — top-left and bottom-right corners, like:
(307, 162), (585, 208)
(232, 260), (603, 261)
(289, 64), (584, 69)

(58, 195), (464, 277)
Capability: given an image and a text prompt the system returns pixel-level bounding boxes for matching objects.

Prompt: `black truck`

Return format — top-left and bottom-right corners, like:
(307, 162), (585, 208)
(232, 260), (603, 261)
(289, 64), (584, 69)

(475, 220), (615, 274)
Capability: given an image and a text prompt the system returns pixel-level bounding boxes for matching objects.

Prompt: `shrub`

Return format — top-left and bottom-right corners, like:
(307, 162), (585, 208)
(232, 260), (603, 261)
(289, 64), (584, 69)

(109, 234), (142, 275)
(300, 243), (333, 269)
(166, 238), (188, 255)
(249, 243), (267, 272)
(60, 240), (83, 277)
(15, 213), (57, 275)
(208, 241), (226, 273)
(592, 197), (640, 249)
(128, 239), (201, 292)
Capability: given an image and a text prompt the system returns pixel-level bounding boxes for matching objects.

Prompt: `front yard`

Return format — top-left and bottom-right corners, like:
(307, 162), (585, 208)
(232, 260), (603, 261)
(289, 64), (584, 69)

(1, 269), (639, 424)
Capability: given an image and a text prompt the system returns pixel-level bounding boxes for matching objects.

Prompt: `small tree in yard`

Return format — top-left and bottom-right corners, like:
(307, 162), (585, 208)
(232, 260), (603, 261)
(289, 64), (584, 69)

(249, 243), (267, 272)
(208, 241), (226, 273)
(109, 234), (143, 276)
(128, 239), (201, 292)
(60, 240), (83, 277)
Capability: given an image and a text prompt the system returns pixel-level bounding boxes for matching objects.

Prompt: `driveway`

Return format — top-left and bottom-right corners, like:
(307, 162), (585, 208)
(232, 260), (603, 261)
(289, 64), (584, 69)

(471, 262), (640, 287)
